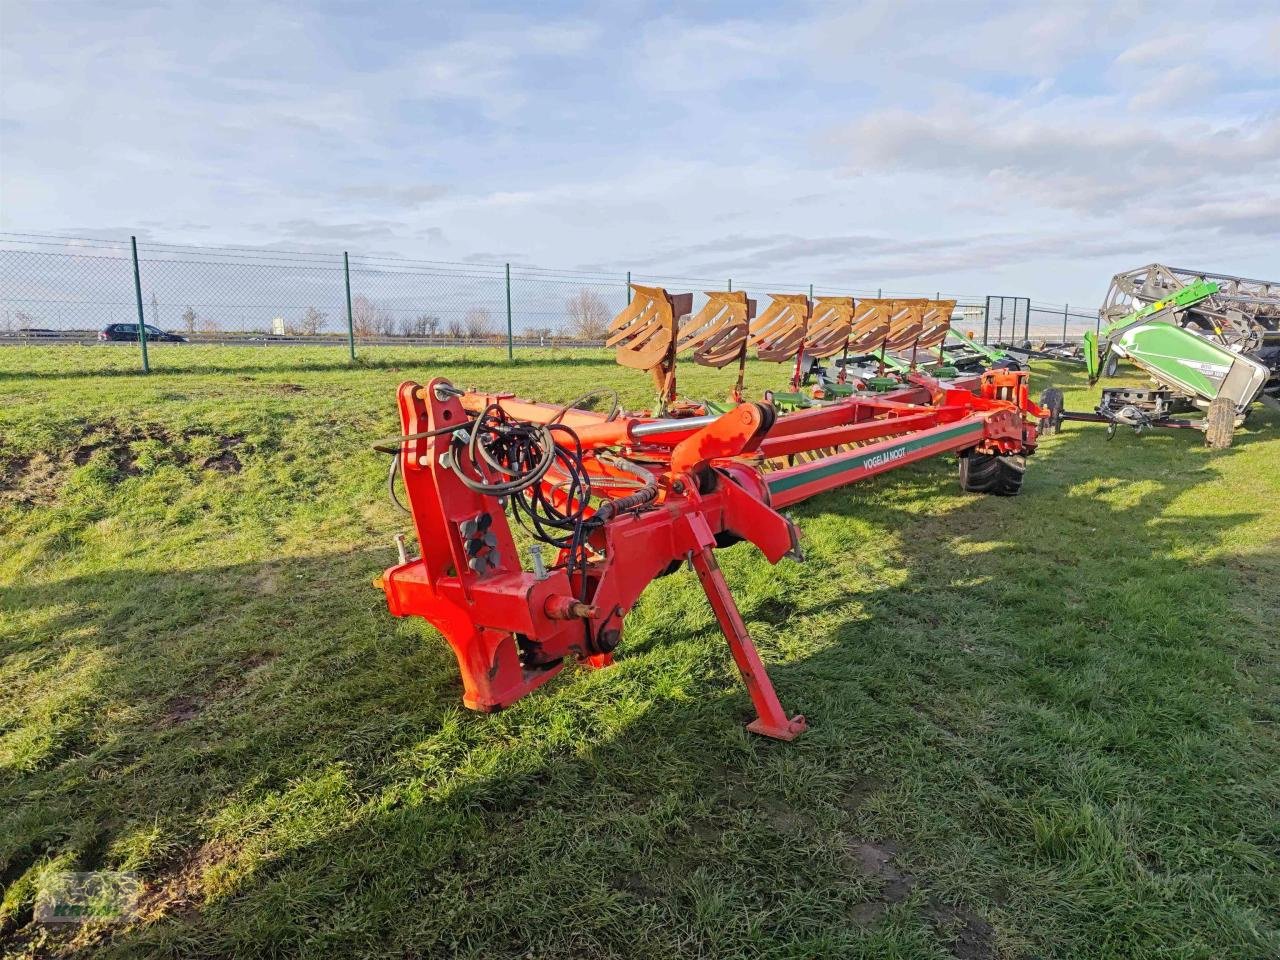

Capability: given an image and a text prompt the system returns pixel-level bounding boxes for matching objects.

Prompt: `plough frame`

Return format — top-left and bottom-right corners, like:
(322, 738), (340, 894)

(378, 369), (1044, 740)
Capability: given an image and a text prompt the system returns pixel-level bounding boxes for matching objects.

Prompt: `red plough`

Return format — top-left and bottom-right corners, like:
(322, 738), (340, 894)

(377, 370), (1044, 740)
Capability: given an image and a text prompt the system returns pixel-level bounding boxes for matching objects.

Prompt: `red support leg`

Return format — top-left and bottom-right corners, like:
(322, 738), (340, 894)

(688, 544), (807, 741)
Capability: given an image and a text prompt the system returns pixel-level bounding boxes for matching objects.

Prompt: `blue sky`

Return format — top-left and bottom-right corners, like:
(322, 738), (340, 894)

(2, 0), (1277, 308)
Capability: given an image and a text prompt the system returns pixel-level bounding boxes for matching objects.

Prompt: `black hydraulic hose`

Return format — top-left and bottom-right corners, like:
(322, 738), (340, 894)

(591, 454), (658, 522)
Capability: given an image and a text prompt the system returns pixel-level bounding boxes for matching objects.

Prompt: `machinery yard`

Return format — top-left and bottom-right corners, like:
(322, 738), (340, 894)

(2, 345), (1277, 959)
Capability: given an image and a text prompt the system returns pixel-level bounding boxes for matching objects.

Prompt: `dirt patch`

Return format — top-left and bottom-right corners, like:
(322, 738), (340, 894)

(134, 839), (239, 923)
(617, 871), (666, 902)
(272, 382), (306, 393)
(69, 420), (248, 477)
(756, 797), (809, 834)
(197, 432), (246, 473)
(848, 899), (889, 925)
(847, 839), (915, 901)
(837, 775), (883, 815)
(239, 651), (277, 677)
(4, 422), (250, 508)
(253, 566), (281, 595)
(158, 695), (203, 727)
(69, 419), (167, 475)
(156, 652), (277, 727)
(202, 449), (241, 472)
(925, 898), (996, 960)
(688, 820), (723, 845)
(1, 452), (63, 507)
(842, 837), (996, 958)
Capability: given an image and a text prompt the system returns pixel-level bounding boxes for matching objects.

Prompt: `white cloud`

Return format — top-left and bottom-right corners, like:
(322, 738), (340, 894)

(1128, 63), (1219, 111)
(1, 0), (1277, 308)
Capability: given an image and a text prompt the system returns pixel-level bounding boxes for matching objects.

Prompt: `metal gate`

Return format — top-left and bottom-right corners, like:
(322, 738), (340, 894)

(983, 296), (1030, 345)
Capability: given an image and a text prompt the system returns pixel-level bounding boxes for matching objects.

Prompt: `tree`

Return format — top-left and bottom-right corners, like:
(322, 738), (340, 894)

(351, 295), (384, 337)
(464, 308), (492, 339)
(445, 318), (465, 339)
(400, 313), (440, 338)
(565, 289), (610, 341)
(180, 306), (197, 334)
(298, 306), (326, 336)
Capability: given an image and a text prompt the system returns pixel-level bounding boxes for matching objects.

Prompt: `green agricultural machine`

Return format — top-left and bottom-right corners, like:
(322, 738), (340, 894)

(1042, 265), (1280, 448)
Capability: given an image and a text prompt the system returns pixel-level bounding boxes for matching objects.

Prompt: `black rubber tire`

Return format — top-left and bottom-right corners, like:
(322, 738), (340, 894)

(1204, 396), (1235, 449)
(958, 452), (1026, 496)
(1039, 387), (1064, 434)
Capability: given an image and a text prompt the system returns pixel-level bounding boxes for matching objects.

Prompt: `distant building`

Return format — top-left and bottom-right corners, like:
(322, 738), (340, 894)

(271, 316), (286, 336)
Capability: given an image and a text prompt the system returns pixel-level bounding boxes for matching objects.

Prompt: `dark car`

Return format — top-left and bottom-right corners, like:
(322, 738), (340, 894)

(99, 323), (187, 343)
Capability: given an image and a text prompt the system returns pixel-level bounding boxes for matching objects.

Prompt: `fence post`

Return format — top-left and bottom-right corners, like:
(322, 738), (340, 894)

(982, 296), (990, 344)
(626, 271), (631, 304)
(343, 251), (356, 362)
(130, 236), (150, 374)
(1023, 298), (1030, 344)
(809, 283), (813, 302)
(505, 262), (513, 360)
(877, 287), (882, 298)
(727, 278), (732, 292)
(1063, 303), (1069, 342)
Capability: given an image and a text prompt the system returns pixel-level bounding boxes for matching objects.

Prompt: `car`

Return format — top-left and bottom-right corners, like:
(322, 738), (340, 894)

(99, 323), (187, 343)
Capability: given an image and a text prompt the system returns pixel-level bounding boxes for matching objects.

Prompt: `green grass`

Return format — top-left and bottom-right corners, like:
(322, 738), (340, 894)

(1, 345), (1277, 959)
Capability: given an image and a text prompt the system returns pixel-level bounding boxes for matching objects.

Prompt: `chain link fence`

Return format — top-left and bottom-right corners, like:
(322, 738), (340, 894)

(0, 233), (1093, 370)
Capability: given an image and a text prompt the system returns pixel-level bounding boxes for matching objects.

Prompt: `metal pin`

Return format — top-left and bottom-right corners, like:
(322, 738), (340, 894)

(395, 533), (408, 564)
(530, 544), (548, 580)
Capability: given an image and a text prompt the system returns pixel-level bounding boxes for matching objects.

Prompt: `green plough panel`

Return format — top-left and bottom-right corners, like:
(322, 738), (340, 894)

(768, 391), (812, 412)
(945, 330), (1005, 363)
(865, 377), (901, 393)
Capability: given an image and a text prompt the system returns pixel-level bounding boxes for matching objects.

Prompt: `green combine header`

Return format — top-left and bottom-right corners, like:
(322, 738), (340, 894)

(1043, 266), (1278, 448)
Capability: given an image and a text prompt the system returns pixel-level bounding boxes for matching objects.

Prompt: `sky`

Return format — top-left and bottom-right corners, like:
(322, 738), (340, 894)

(1, 0), (1278, 309)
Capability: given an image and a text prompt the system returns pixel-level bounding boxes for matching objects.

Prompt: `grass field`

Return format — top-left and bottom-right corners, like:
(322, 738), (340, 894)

(1, 345), (1277, 959)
